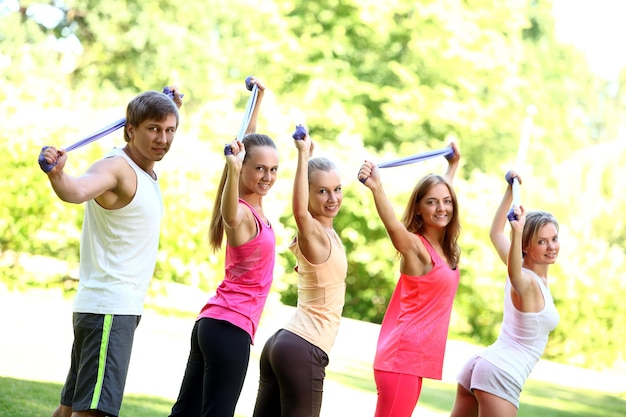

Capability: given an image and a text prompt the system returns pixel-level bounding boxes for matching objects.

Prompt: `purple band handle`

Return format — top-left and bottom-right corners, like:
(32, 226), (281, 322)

(507, 208), (518, 221)
(292, 125), (306, 141)
(38, 87), (182, 173)
(245, 76), (254, 91)
(38, 146), (53, 173)
(161, 86), (184, 100)
(224, 144), (233, 156)
(505, 170), (514, 185)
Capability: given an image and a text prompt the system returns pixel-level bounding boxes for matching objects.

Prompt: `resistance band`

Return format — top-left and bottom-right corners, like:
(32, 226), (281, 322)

(507, 105), (536, 220)
(224, 76), (258, 155)
(38, 87), (182, 173)
(359, 146), (454, 183)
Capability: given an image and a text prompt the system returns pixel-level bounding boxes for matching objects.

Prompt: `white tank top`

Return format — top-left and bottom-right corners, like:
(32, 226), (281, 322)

(479, 268), (560, 387)
(73, 148), (163, 315)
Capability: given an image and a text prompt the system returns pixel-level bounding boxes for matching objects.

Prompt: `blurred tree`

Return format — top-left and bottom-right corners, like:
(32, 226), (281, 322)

(2, 0), (624, 369)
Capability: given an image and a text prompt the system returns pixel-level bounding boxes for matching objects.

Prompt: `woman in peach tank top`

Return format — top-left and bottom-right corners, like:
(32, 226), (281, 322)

(253, 125), (347, 417)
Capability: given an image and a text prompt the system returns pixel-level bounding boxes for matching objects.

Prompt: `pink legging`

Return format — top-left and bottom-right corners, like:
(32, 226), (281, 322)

(373, 370), (423, 417)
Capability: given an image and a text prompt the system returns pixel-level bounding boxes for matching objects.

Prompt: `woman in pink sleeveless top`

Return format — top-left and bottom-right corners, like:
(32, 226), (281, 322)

(170, 78), (280, 417)
(358, 142), (461, 417)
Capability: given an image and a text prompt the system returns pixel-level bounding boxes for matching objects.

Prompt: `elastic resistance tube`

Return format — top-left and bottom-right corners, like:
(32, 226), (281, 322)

(507, 105), (536, 221)
(505, 171), (521, 221)
(224, 76), (258, 156)
(38, 87), (182, 173)
(359, 146), (454, 183)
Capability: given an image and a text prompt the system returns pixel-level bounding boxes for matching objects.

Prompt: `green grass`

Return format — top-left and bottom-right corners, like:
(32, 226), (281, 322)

(415, 379), (626, 417)
(5, 374), (624, 417)
(326, 355), (626, 417)
(0, 377), (173, 417)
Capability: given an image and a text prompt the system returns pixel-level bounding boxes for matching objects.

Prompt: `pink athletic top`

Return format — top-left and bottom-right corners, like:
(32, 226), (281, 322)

(198, 199), (276, 344)
(374, 234), (460, 379)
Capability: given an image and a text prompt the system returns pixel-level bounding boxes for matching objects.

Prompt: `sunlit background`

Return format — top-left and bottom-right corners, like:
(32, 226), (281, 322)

(1, 1), (625, 416)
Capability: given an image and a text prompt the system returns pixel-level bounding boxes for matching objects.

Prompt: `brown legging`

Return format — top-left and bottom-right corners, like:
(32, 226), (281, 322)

(253, 329), (329, 417)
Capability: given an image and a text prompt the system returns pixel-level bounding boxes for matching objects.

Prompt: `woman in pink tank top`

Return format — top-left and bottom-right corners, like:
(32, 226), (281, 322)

(358, 142), (461, 417)
(170, 78), (280, 417)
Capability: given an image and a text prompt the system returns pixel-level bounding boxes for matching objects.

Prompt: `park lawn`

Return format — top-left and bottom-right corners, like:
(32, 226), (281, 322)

(2, 374), (624, 417)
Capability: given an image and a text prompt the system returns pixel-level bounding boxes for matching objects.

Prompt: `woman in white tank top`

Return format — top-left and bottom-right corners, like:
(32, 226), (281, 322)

(450, 171), (560, 417)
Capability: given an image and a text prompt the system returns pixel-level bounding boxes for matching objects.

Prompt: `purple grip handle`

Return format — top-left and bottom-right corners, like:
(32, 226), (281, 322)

(162, 86), (184, 99)
(507, 208), (518, 221)
(224, 144), (233, 156)
(38, 146), (55, 173)
(505, 171), (514, 185)
(245, 76), (254, 91)
(292, 125), (306, 141)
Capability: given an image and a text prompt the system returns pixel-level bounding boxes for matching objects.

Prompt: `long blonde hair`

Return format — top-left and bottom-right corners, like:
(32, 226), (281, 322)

(208, 133), (277, 252)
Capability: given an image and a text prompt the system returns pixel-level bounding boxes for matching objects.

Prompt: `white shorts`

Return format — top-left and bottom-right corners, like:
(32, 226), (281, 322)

(456, 354), (522, 408)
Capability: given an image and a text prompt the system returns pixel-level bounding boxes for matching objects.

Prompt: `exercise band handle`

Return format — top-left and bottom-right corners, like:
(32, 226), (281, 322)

(292, 125), (306, 140)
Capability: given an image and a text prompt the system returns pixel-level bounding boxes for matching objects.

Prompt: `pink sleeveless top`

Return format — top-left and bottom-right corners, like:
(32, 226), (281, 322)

(374, 234), (460, 379)
(198, 199), (276, 343)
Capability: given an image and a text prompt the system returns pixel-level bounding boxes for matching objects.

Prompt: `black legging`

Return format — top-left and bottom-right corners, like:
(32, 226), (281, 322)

(169, 318), (251, 417)
(253, 329), (329, 417)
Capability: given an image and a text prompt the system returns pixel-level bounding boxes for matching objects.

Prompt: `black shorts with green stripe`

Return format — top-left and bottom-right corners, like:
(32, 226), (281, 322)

(60, 313), (141, 417)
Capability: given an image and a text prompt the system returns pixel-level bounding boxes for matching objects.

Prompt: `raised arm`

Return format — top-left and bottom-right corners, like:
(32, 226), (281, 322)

(358, 161), (416, 255)
(292, 128), (331, 262)
(506, 205), (534, 296)
(41, 146), (124, 205)
(490, 171), (524, 265)
(490, 184), (514, 265)
(220, 140), (256, 246)
(444, 142), (461, 184)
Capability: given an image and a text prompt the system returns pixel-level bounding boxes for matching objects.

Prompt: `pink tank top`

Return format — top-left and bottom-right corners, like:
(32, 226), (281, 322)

(198, 199), (276, 343)
(374, 234), (460, 379)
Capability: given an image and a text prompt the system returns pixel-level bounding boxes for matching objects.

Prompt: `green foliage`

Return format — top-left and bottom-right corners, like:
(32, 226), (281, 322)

(3, 0), (626, 371)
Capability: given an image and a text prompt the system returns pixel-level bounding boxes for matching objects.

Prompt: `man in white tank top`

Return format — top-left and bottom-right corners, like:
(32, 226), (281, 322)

(39, 87), (182, 417)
